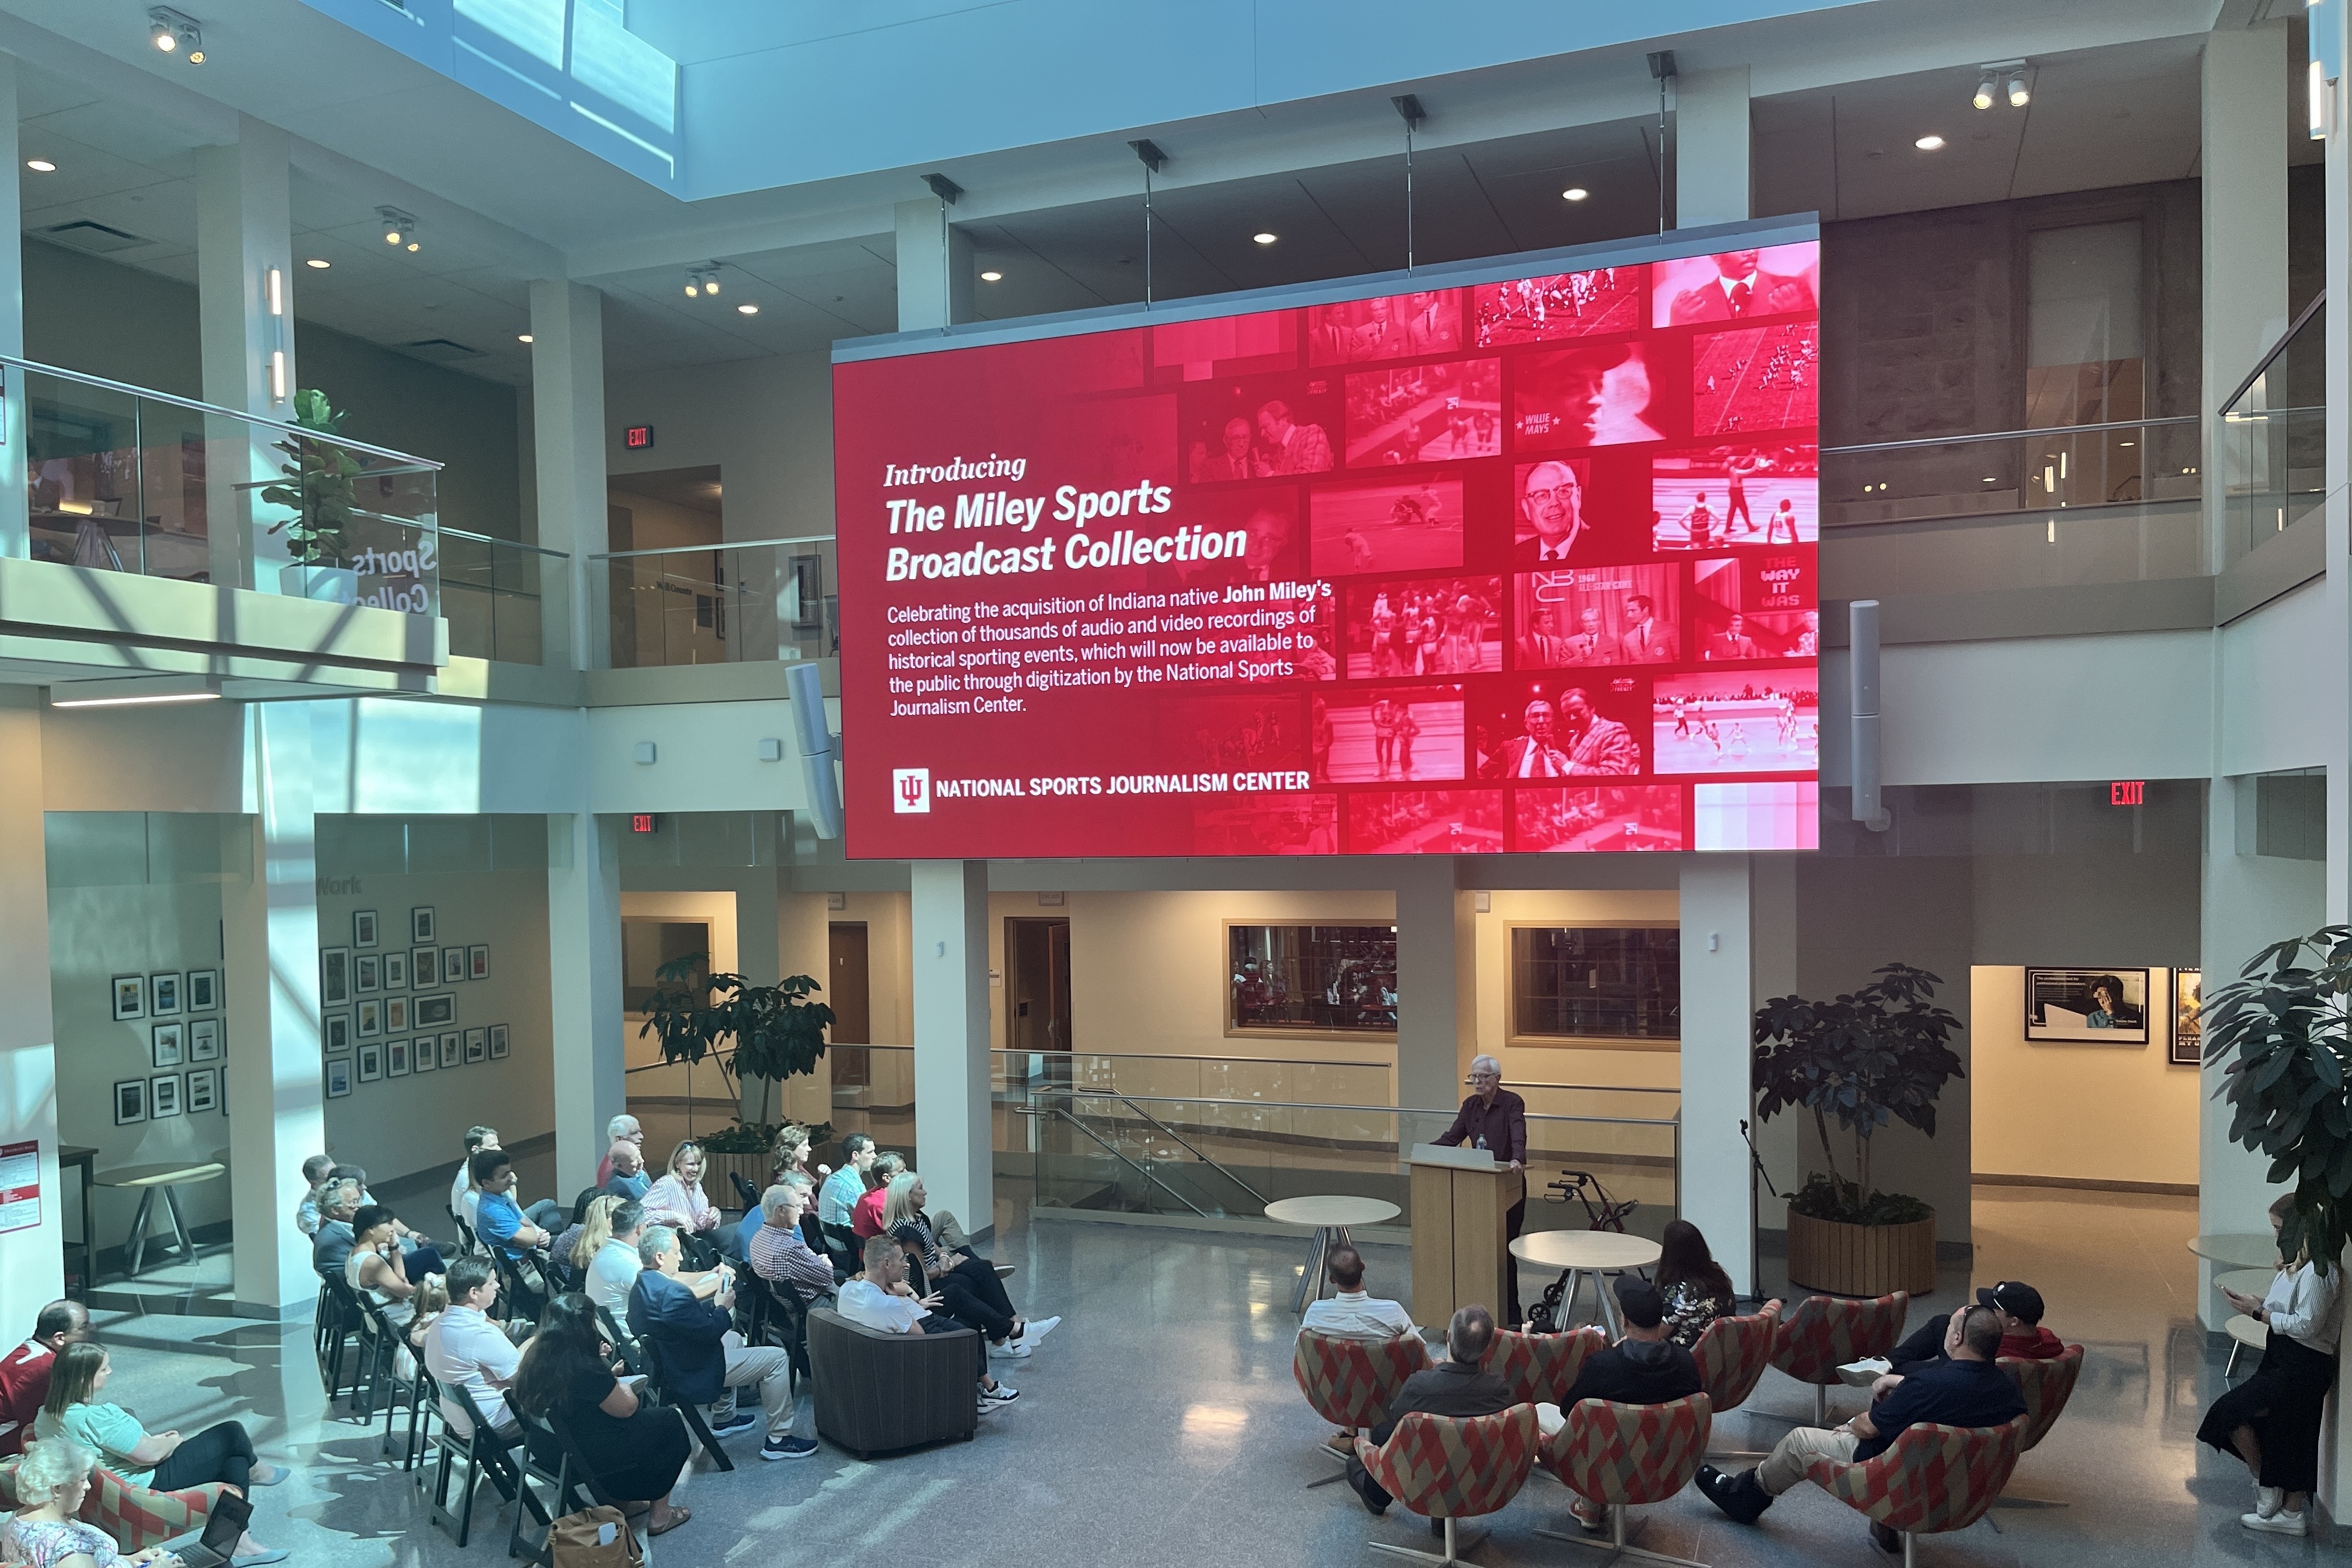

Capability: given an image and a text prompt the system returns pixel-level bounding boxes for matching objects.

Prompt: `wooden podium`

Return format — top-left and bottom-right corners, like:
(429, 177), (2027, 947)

(1408, 1144), (1522, 1325)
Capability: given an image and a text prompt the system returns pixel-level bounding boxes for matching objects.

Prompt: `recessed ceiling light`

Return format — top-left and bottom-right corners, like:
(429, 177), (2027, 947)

(405, 242), (419, 253)
(1252, 232), (1278, 245)
(1562, 187), (1590, 201)
(1914, 134), (1946, 150)
(517, 333), (533, 344)
(736, 303), (758, 315)
(23, 159), (54, 173)
(304, 257), (330, 270)
(979, 270), (1003, 282)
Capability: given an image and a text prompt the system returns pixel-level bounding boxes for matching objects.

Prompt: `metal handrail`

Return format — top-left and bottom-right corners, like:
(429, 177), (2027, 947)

(1083, 1089), (1272, 1209)
(1, 354), (446, 470)
(590, 532), (836, 562)
(441, 525), (571, 559)
(1055, 1088), (1681, 1128)
(1018, 1102), (1211, 1217)
(1818, 414), (2196, 457)
(2220, 288), (2325, 416)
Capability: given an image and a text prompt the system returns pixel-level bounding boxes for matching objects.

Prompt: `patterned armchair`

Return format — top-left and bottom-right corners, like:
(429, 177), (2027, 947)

(1695, 1308), (1780, 1461)
(1354, 1405), (1541, 1567)
(0, 1455), (227, 1553)
(2000, 1346), (2083, 1454)
(1488, 1326), (1605, 1408)
(1805, 1415), (2031, 1566)
(1769, 1292), (1908, 1427)
(1538, 1394), (1713, 1567)
(1294, 1331), (1432, 1480)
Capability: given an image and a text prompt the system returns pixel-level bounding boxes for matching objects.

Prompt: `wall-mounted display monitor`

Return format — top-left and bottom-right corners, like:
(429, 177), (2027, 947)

(834, 225), (1820, 858)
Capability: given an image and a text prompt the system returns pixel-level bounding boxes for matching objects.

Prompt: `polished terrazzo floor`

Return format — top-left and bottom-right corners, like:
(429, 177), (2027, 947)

(85, 1184), (2342, 1565)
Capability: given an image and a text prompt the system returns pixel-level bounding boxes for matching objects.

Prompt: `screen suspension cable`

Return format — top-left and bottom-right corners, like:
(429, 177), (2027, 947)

(1129, 139), (1167, 308)
(1392, 94), (1426, 271)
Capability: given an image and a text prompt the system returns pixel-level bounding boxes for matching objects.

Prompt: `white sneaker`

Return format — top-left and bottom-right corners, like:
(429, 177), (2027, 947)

(979, 1382), (1020, 1405)
(2243, 1509), (2307, 1536)
(1835, 1357), (1891, 1388)
(1018, 1315), (1062, 1348)
(992, 1338), (1032, 1359)
(2254, 1484), (2284, 1519)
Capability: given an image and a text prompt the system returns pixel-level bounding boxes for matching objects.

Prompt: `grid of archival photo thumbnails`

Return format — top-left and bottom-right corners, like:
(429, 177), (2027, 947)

(1171, 244), (1822, 855)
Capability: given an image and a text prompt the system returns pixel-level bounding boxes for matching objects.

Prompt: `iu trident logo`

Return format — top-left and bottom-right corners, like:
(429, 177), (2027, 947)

(892, 768), (931, 813)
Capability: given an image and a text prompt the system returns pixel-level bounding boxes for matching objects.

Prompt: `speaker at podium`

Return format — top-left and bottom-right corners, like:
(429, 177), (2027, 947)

(1407, 1142), (1524, 1326)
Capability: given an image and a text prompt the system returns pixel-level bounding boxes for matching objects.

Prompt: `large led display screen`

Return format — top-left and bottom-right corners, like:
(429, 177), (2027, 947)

(835, 233), (1820, 859)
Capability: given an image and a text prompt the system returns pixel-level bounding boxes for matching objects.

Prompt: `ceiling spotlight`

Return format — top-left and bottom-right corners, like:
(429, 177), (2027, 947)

(517, 333), (533, 343)
(2007, 75), (2030, 108)
(979, 270), (1003, 282)
(736, 303), (758, 315)
(304, 257), (330, 269)
(1562, 187), (1590, 201)
(405, 241), (419, 253)
(378, 206), (416, 248)
(23, 159), (53, 173)
(1914, 135), (1945, 150)
(1973, 75), (1996, 110)
(148, 8), (201, 60)
(1252, 232), (1278, 245)
(684, 264), (721, 298)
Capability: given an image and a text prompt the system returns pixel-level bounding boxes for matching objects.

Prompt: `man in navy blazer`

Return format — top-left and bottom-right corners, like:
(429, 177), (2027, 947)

(628, 1225), (816, 1460)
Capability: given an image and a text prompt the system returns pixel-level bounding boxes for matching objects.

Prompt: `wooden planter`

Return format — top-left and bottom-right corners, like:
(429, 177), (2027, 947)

(1787, 1209), (1937, 1296)
(699, 1150), (772, 1206)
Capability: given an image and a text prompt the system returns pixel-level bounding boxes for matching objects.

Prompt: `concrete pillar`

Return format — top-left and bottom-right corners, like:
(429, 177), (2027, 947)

(776, 879), (835, 1129)
(0, 56), (27, 561)
(1679, 855), (1762, 1296)
(528, 281), (606, 669)
(224, 704), (325, 1317)
(0, 695), (60, 1320)
(195, 117), (296, 593)
(910, 860), (990, 1238)
(1394, 858), (1474, 1119)
(894, 198), (975, 332)
(2204, 23), (2291, 574)
(1675, 66), (1751, 229)
(548, 813), (625, 1195)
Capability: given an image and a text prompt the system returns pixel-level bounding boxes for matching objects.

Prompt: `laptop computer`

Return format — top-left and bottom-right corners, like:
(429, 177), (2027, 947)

(170, 1488), (250, 1568)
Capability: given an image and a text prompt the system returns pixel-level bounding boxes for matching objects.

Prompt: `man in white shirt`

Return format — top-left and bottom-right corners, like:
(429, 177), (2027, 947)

(1300, 1246), (1417, 1342)
(452, 1126), (498, 1233)
(422, 1259), (520, 1439)
(838, 1235), (1017, 1406)
(586, 1200), (648, 1323)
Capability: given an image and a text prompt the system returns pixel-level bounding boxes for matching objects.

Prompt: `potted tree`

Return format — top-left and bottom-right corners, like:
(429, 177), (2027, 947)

(260, 388), (361, 603)
(639, 953), (837, 1198)
(2204, 925), (2352, 1273)
(1753, 963), (1964, 1296)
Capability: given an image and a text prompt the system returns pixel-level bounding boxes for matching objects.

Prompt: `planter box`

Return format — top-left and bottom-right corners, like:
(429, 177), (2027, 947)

(279, 564), (358, 603)
(1787, 1209), (1937, 1296)
(699, 1150), (772, 1207)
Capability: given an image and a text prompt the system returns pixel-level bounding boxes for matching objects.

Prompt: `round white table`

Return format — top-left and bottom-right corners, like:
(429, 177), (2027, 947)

(2188, 1233), (2279, 1270)
(1265, 1196), (1402, 1314)
(1510, 1230), (1663, 1337)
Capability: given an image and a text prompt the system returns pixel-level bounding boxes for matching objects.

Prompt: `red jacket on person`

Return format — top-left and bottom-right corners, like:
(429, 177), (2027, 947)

(1999, 1325), (2067, 1360)
(0, 1340), (55, 1457)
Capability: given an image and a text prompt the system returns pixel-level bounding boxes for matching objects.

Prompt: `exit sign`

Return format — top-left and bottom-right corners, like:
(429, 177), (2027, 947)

(624, 424), (654, 450)
(2110, 780), (2144, 806)
(630, 813), (659, 834)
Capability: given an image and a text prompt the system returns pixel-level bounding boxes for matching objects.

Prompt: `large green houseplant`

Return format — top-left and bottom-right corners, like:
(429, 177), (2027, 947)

(639, 952), (837, 1130)
(260, 387), (362, 601)
(1753, 963), (1965, 1293)
(2204, 924), (2352, 1275)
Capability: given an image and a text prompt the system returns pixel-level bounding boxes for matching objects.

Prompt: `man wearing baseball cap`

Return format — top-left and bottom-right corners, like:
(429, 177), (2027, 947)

(1839, 1280), (2062, 1387)
(1550, 1279), (1705, 1535)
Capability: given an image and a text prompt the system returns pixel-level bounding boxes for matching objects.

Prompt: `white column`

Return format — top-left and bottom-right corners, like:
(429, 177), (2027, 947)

(1679, 855), (1761, 1296)
(2204, 22), (2292, 573)
(0, 695), (60, 1319)
(894, 198), (975, 332)
(910, 860), (991, 1238)
(225, 704), (325, 1317)
(0, 56), (27, 559)
(1394, 859), (1473, 1119)
(194, 117), (296, 593)
(548, 813), (624, 1195)
(1675, 66), (1751, 229)
(734, 864), (782, 1124)
(528, 281), (606, 669)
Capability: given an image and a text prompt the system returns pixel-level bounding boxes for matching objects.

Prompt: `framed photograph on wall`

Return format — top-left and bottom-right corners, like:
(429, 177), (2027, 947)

(2024, 967), (2152, 1045)
(186, 1068), (218, 1114)
(356, 999), (383, 1039)
(416, 993), (456, 1028)
(469, 944), (490, 981)
(354, 909), (379, 949)
(385, 997), (409, 1032)
(412, 947), (437, 986)
(355, 954), (382, 995)
(2172, 968), (2204, 1065)
(186, 970), (219, 1013)
(187, 1017), (220, 1062)
(150, 1074), (181, 1118)
(442, 947), (467, 985)
(356, 1043), (383, 1082)
(323, 1013), (351, 1054)
(411, 907), (436, 944)
(149, 972), (181, 1016)
(383, 953), (408, 991)
(464, 1027), (487, 1063)
(113, 1079), (146, 1124)
(320, 949), (351, 1008)
(438, 1032), (461, 1069)
(412, 1034), (437, 1073)
(111, 975), (146, 1021)
(387, 1039), (411, 1077)
(150, 1021), (183, 1069)
(488, 1023), (510, 1059)
(325, 1057), (351, 1098)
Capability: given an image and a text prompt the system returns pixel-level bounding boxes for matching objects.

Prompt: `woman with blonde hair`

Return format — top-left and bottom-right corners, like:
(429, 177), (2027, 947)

(4, 1437), (199, 1566)
(881, 1172), (1057, 1357)
(641, 1142), (721, 1237)
(569, 1194), (624, 1275)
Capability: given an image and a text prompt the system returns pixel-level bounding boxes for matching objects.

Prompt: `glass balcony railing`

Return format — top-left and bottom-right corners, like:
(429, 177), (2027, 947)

(440, 527), (568, 665)
(8, 356), (442, 615)
(592, 534), (837, 669)
(2218, 295), (2324, 567)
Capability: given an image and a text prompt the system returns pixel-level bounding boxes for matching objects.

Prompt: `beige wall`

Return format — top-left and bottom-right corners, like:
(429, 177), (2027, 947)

(1969, 964), (2199, 1188)
(619, 890), (736, 1102)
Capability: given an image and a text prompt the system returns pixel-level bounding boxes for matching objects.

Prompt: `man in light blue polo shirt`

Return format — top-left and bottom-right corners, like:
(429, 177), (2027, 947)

(817, 1135), (875, 1237)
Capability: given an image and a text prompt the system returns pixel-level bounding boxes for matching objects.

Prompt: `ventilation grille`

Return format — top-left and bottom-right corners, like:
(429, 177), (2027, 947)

(40, 220), (150, 254)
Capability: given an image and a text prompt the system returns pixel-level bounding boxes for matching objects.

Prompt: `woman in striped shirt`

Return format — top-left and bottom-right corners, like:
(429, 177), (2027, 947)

(881, 1173), (1059, 1357)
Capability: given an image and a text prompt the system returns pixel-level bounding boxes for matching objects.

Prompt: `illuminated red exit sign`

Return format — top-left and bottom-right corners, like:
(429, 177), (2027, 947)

(624, 424), (654, 450)
(2110, 780), (2144, 806)
(630, 813), (659, 834)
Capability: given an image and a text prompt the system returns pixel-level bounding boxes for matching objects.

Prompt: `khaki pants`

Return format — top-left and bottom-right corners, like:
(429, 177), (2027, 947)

(1758, 1426), (1859, 1496)
(719, 1344), (796, 1439)
(932, 1209), (972, 1252)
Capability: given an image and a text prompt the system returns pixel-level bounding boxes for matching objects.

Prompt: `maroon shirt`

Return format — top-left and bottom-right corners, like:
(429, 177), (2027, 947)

(0, 1340), (54, 1457)
(1434, 1089), (1527, 1165)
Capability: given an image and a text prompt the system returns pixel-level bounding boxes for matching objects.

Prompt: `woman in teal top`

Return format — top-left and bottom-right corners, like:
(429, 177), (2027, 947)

(32, 1343), (289, 1504)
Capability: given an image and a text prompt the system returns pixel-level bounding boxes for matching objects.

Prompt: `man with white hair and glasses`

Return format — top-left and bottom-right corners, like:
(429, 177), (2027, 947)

(1432, 1055), (1528, 1324)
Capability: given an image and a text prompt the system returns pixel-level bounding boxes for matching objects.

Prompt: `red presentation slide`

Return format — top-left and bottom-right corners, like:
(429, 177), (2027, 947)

(835, 238), (1821, 859)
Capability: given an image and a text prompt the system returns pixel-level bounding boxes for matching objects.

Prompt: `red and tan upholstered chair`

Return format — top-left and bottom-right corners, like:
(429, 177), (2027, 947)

(1769, 1292), (1908, 1427)
(1805, 1415), (2031, 1568)
(1353, 1405), (1542, 1566)
(1489, 1325), (1605, 1407)
(1537, 1394), (1713, 1567)
(0, 1455), (228, 1553)
(1694, 1308), (1780, 1460)
(1294, 1330), (1433, 1485)
(1993, 1344), (2085, 1508)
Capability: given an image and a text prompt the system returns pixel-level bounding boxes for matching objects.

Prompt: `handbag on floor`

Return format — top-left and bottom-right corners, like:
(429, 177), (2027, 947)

(550, 1505), (643, 1568)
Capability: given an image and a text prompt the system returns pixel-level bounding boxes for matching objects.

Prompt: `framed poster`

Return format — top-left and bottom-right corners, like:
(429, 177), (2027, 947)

(355, 954), (381, 995)
(385, 996), (410, 1032)
(187, 1017), (221, 1062)
(488, 1023), (510, 1059)
(383, 952), (408, 991)
(150, 1022), (183, 1069)
(416, 993), (456, 1028)
(356, 999), (383, 1039)
(113, 1079), (146, 1124)
(149, 1074), (181, 1118)
(325, 1057), (352, 1098)
(323, 1013), (351, 1054)
(413, 1034), (437, 1073)
(186, 970), (219, 1013)
(186, 1068), (218, 1114)
(411, 907), (437, 944)
(411, 947), (438, 986)
(438, 1032), (461, 1069)
(2025, 967), (2151, 1045)
(111, 975), (146, 1021)
(464, 1027), (487, 1063)
(470, 944), (491, 981)
(356, 1043), (383, 1082)
(387, 1039), (411, 1077)
(354, 909), (379, 949)
(442, 947), (467, 985)
(2172, 968), (2204, 1065)
(320, 948), (351, 1007)
(149, 972), (181, 1016)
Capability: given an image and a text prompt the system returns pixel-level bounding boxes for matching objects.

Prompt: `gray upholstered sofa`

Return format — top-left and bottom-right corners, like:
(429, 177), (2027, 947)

(807, 1306), (981, 1457)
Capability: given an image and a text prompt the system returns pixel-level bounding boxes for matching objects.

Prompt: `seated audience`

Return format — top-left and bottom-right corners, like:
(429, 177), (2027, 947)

(770, 1124), (828, 1188)
(595, 1115), (645, 1188)
(559, 1195), (623, 1290)
(603, 1140), (650, 1203)
(404, 1273), (450, 1362)
(641, 1142), (726, 1247)
(1655, 1219), (1780, 1348)
(423, 1259), (521, 1440)
(818, 1135), (875, 1258)
(1699, 1304), (2026, 1552)
(1345, 1305), (1516, 1521)
(8, 1434), (285, 1566)
(748, 1185), (835, 1305)
(1299, 1245), (1416, 1340)
(34, 1343), (288, 1500)
(471, 1149), (564, 1259)
(774, 1169), (831, 1267)
(626, 1227), (815, 1461)
(884, 1172), (1058, 1356)
(839, 1234), (1017, 1406)
(850, 1153), (906, 1239)
(328, 1164), (436, 1256)
(1844, 1280), (2062, 1385)
(345, 1205), (431, 1330)
(452, 1126), (499, 1231)
(292, 1154), (334, 1238)
(1552, 1280), (1706, 1532)
(586, 1202), (648, 1325)
(310, 1178), (365, 1282)
(0, 1301), (90, 1459)
(510, 1294), (692, 1536)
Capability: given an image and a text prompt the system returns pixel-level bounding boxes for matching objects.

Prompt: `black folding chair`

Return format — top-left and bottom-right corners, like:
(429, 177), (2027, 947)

(491, 1248), (553, 1325)
(429, 1381), (544, 1548)
(729, 1172), (764, 1211)
(734, 1269), (811, 1390)
(348, 1295), (401, 1420)
(509, 1406), (626, 1565)
(820, 1222), (862, 1278)
(593, 1303), (648, 1380)
(638, 1335), (736, 1473)
(318, 1277), (366, 1404)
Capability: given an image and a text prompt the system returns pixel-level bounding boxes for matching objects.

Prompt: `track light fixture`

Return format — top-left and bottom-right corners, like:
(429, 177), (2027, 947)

(1973, 75), (1995, 111)
(1975, 59), (2029, 112)
(149, 8), (202, 61)
(2007, 74), (2030, 108)
(378, 206), (418, 250)
(684, 264), (722, 299)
